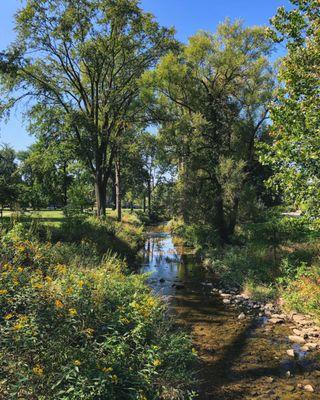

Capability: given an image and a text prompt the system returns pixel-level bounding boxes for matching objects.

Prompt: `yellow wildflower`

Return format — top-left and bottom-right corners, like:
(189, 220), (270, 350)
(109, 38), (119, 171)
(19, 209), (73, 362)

(111, 374), (118, 383)
(45, 276), (53, 283)
(0, 289), (8, 295)
(78, 280), (84, 288)
(55, 264), (67, 274)
(68, 308), (78, 317)
(73, 360), (81, 366)
(32, 283), (43, 290)
(102, 367), (113, 373)
(13, 322), (24, 331)
(4, 313), (14, 320)
(32, 364), (44, 376)
(17, 267), (24, 273)
(55, 299), (64, 309)
(153, 359), (161, 367)
(120, 317), (130, 324)
(66, 287), (73, 294)
(84, 328), (94, 337)
(192, 348), (198, 356)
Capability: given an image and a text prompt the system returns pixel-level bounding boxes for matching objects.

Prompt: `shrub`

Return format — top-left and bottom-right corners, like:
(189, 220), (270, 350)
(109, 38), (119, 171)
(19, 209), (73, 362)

(0, 229), (196, 399)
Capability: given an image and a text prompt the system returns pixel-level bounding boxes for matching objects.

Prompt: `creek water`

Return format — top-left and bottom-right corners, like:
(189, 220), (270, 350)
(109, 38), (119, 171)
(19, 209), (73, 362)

(139, 226), (320, 399)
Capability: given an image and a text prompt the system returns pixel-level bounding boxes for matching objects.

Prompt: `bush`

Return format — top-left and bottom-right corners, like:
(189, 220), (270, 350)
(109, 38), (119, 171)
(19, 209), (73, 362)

(0, 228), (196, 399)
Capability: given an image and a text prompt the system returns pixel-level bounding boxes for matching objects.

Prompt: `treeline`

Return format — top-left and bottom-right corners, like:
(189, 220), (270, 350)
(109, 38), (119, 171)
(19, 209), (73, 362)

(0, 134), (162, 219)
(0, 0), (319, 241)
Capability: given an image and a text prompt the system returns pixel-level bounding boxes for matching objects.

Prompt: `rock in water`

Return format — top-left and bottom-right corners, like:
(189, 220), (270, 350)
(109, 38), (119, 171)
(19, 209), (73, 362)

(303, 385), (314, 392)
(288, 335), (306, 345)
(286, 349), (295, 357)
(238, 312), (246, 320)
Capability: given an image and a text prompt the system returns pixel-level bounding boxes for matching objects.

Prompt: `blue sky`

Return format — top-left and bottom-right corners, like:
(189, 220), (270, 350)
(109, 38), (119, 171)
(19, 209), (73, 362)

(0, 0), (291, 151)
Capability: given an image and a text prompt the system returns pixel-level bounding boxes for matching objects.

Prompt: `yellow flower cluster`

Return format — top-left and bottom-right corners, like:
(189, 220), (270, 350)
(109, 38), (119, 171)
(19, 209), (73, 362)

(73, 360), (81, 366)
(0, 289), (8, 295)
(13, 316), (28, 331)
(102, 367), (113, 373)
(68, 308), (78, 317)
(84, 328), (94, 337)
(55, 264), (67, 275)
(32, 364), (44, 376)
(55, 299), (64, 309)
(153, 359), (161, 367)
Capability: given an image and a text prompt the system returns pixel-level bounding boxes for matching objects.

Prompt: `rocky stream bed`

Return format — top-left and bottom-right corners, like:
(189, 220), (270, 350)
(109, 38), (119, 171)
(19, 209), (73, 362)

(139, 227), (320, 399)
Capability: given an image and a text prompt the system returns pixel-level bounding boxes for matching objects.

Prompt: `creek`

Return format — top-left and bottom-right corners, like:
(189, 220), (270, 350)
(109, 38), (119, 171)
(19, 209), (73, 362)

(139, 225), (320, 399)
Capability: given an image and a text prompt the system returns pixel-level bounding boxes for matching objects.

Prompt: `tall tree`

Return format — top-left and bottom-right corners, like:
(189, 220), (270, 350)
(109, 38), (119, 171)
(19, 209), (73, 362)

(0, 0), (175, 216)
(142, 20), (274, 243)
(261, 0), (320, 216)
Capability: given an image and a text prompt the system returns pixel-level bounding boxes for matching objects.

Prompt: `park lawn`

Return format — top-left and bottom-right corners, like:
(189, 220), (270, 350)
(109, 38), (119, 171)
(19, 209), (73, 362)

(1, 209), (141, 228)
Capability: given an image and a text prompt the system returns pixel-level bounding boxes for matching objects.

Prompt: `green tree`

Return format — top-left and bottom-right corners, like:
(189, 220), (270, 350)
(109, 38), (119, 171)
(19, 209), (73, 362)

(0, 0), (175, 217)
(261, 0), (320, 216)
(143, 20), (274, 243)
(18, 140), (73, 209)
(0, 145), (20, 215)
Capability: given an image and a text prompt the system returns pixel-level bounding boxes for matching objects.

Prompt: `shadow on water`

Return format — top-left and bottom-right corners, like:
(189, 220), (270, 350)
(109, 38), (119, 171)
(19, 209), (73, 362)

(139, 227), (320, 399)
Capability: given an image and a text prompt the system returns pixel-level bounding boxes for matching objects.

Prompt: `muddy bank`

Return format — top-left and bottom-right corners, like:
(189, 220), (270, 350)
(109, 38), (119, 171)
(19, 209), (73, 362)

(139, 227), (320, 399)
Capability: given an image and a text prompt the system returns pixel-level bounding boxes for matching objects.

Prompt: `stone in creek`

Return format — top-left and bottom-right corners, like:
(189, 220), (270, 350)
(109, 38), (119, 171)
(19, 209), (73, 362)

(220, 293), (232, 298)
(159, 278), (165, 283)
(288, 335), (306, 345)
(223, 299), (231, 304)
(304, 342), (318, 351)
(238, 312), (246, 320)
(266, 377), (274, 383)
(303, 385), (314, 392)
(292, 314), (312, 326)
(269, 317), (285, 324)
(286, 349), (295, 357)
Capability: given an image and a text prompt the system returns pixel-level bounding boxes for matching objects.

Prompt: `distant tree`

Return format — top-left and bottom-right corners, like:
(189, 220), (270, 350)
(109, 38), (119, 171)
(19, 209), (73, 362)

(261, 0), (320, 216)
(0, 0), (175, 217)
(18, 141), (73, 209)
(0, 145), (20, 215)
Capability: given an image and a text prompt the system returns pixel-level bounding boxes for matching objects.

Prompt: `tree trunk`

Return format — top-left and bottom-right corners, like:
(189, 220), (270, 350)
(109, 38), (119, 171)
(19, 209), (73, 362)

(143, 195), (146, 213)
(215, 196), (229, 245)
(63, 162), (68, 207)
(115, 159), (122, 222)
(147, 175), (151, 217)
(95, 173), (107, 218)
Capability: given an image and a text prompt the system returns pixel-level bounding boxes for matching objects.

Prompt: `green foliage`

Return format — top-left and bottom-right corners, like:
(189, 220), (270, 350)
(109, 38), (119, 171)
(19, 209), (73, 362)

(261, 0), (320, 216)
(0, 226), (196, 399)
(144, 19), (275, 242)
(0, 145), (20, 210)
(0, 0), (176, 216)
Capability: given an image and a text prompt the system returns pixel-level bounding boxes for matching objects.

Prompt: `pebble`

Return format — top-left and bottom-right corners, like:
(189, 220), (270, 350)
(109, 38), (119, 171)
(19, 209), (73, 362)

(303, 384), (314, 392)
(238, 312), (246, 320)
(288, 335), (306, 345)
(286, 349), (295, 357)
(223, 299), (231, 304)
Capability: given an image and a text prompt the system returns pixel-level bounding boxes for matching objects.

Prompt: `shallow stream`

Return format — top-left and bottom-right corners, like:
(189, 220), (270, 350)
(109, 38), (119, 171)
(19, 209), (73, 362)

(139, 226), (320, 399)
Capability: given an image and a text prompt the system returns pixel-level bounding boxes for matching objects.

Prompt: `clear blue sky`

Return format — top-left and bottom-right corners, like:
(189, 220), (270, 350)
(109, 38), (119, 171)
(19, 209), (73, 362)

(0, 0), (291, 151)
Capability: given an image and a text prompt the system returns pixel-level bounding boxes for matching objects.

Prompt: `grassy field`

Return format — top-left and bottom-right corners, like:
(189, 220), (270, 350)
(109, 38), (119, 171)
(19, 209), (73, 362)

(1, 209), (141, 227)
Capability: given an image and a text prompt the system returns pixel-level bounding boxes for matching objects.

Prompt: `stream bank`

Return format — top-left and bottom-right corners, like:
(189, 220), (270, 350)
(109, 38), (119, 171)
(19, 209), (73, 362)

(140, 226), (320, 399)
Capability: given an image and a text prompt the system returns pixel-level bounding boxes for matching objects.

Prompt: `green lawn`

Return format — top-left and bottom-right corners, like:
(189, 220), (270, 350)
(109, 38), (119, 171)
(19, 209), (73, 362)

(0, 208), (142, 227)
